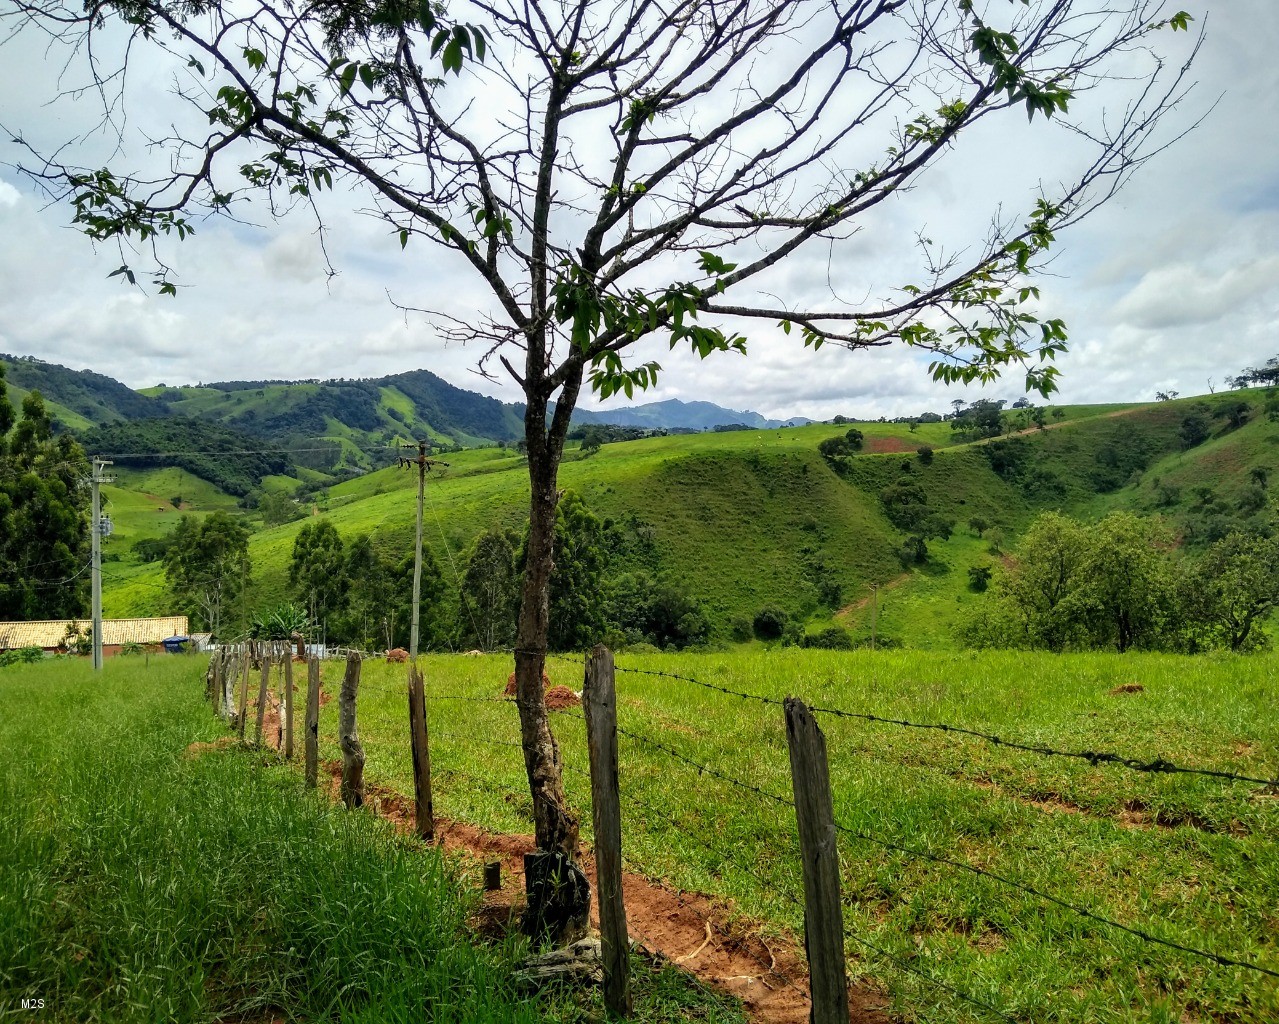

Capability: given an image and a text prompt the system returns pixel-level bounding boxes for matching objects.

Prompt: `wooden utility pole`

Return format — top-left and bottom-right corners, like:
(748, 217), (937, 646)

(407, 664), (434, 841)
(90, 457), (113, 673)
(783, 698), (848, 1024)
(398, 442), (448, 659)
(583, 645), (632, 1018)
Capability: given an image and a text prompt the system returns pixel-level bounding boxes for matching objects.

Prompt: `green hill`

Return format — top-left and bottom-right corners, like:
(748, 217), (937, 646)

(97, 387), (1279, 649)
(1, 353), (160, 423)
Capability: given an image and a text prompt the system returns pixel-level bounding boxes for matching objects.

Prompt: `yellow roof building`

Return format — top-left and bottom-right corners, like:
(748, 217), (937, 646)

(0, 616), (190, 650)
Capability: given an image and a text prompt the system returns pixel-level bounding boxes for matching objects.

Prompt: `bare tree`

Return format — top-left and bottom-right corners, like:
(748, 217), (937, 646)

(2, 0), (1197, 934)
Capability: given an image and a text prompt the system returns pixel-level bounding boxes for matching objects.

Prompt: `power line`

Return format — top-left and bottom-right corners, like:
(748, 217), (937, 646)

(95, 443), (399, 459)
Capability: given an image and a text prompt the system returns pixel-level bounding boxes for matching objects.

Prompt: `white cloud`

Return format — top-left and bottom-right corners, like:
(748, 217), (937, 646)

(0, 4), (1276, 421)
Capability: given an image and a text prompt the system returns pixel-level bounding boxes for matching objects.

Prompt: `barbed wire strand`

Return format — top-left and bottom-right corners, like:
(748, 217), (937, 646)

(611, 718), (1279, 982)
(584, 657), (1278, 789)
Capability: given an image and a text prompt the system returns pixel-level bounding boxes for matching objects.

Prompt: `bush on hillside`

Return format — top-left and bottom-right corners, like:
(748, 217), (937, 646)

(752, 605), (788, 641)
(800, 626), (853, 650)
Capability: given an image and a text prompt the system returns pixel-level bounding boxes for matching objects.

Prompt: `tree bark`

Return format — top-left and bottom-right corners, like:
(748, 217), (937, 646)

(338, 652), (364, 809)
(514, 363), (590, 943)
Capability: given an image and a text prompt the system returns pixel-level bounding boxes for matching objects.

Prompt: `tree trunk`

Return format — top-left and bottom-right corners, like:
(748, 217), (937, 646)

(514, 367), (590, 945)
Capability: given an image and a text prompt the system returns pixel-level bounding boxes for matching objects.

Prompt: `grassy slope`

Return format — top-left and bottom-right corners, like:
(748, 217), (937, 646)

(317, 648), (1279, 1024)
(0, 656), (744, 1024)
(4, 382), (97, 432)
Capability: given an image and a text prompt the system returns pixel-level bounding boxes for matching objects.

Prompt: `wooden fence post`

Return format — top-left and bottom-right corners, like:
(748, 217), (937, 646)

(283, 645), (295, 760)
(206, 649), (219, 706)
(783, 698), (848, 1024)
(255, 648), (271, 748)
(584, 645), (632, 1018)
(305, 656), (320, 789)
(407, 663), (434, 841)
(224, 650), (238, 722)
(237, 642), (251, 741)
(338, 652), (365, 808)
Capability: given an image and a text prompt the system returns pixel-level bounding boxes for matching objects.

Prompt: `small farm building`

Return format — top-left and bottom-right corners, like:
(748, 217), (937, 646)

(0, 616), (191, 656)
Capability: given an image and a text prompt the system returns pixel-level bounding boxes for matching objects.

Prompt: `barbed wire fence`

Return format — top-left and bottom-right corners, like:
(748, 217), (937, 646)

(195, 640), (1277, 1022)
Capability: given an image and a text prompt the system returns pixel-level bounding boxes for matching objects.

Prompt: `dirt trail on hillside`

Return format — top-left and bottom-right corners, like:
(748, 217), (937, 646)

(321, 762), (891, 1024)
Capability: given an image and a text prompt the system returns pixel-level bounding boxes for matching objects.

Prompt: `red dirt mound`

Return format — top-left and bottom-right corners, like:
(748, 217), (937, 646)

(504, 670), (552, 696)
(543, 685), (580, 710)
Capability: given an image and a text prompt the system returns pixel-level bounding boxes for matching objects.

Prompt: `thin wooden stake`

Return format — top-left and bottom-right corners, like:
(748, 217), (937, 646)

(783, 698), (849, 1024)
(407, 663), (434, 841)
(583, 644), (632, 1018)
(237, 642), (251, 741)
(338, 652), (364, 809)
(283, 646), (295, 760)
(255, 648), (271, 747)
(304, 656), (320, 789)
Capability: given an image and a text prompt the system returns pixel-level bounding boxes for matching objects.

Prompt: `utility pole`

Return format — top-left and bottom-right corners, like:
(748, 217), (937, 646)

(869, 583), (879, 652)
(399, 442), (448, 659)
(90, 458), (114, 672)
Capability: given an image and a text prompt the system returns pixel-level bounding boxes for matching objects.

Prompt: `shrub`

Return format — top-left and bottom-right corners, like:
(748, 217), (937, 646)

(967, 564), (992, 592)
(800, 626), (853, 650)
(752, 605), (788, 641)
(916, 445), (934, 465)
(0, 646), (43, 668)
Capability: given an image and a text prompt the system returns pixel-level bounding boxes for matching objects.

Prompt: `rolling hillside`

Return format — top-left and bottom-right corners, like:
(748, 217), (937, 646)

(77, 367), (1278, 648)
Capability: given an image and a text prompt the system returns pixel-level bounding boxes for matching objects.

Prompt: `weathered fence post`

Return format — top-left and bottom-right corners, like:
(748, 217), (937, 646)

(584, 645), (632, 1018)
(304, 656), (320, 789)
(407, 663), (434, 841)
(783, 698), (848, 1024)
(237, 642), (251, 741)
(338, 652), (365, 808)
(255, 647), (271, 747)
(206, 649), (218, 705)
(283, 644), (295, 760)
(224, 650), (238, 721)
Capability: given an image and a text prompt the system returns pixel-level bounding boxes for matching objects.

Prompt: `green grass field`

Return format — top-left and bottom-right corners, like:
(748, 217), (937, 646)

(0, 657), (743, 1024)
(307, 648), (1279, 1024)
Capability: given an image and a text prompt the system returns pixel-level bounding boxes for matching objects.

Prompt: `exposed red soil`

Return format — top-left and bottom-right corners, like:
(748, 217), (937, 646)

(543, 685), (581, 710)
(504, 670), (553, 696)
(319, 762), (890, 1024)
(865, 437), (916, 454)
(1108, 683), (1145, 695)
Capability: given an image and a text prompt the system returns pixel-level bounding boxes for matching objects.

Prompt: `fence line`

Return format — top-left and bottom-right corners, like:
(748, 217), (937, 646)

(607, 706), (1279, 982)
(201, 643), (1277, 1017)
(552, 653), (1279, 789)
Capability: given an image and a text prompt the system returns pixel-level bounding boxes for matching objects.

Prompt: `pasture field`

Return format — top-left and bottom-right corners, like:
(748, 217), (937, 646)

(0, 657), (742, 1024)
(313, 648), (1279, 1024)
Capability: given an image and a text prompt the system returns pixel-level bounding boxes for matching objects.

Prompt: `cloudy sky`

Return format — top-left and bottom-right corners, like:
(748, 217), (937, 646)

(0, 2), (1275, 422)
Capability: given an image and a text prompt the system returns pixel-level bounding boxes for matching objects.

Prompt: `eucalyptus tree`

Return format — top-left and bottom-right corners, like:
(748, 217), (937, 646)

(3, 0), (1197, 929)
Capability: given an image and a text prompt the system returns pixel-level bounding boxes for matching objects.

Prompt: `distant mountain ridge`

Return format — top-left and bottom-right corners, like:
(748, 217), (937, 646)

(1, 354), (811, 443)
(572, 398), (812, 431)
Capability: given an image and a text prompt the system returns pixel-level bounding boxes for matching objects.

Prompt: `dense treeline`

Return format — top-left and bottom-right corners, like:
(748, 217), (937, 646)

(173, 491), (709, 649)
(79, 418), (292, 497)
(959, 511), (1279, 653)
(0, 367), (90, 619)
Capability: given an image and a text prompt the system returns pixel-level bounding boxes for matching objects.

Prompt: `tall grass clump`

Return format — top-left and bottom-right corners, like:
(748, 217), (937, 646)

(0, 657), (537, 1023)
